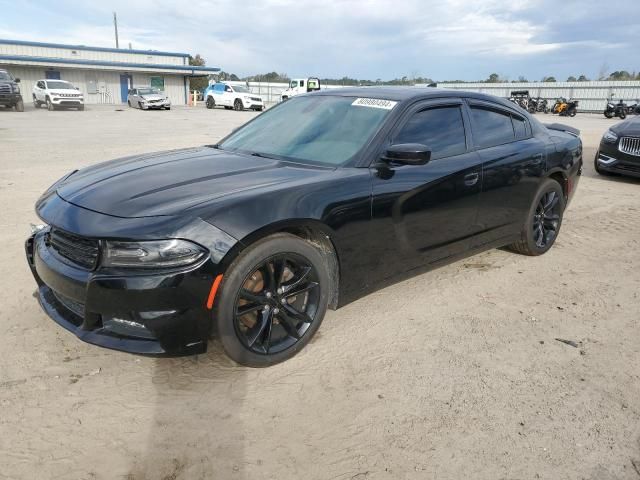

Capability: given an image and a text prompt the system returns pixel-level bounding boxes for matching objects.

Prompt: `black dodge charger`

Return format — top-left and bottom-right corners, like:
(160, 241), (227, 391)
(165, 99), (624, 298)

(595, 116), (640, 178)
(26, 88), (582, 366)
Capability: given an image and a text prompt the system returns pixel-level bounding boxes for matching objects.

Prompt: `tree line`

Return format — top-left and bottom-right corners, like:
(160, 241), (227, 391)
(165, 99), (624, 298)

(189, 55), (640, 88)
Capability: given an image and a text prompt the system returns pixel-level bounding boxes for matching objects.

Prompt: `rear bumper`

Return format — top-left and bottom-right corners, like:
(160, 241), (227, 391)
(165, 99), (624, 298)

(597, 141), (640, 178)
(26, 231), (216, 356)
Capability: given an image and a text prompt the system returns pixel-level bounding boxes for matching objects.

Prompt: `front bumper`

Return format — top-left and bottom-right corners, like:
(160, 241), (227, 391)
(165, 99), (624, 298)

(50, 96), (84, 106)
(25, 230), (218, 356)
(0, 92), (22, 106)
(141, 100), (171, 109)
(242, 99), (264, 110)
(596, 141), (640, 178)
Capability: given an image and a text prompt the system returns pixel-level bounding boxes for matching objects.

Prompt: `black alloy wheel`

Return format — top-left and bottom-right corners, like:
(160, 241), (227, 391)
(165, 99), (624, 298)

(509, 178), (565, 256)
(215, 233), (329, 367)
(234, 253), (320, 355)
(532, 190), (561, 249)
(234, 99), (243, 111)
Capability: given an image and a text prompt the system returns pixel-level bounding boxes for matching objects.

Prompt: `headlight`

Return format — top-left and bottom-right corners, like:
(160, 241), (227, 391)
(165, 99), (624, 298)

(102, 239), (207, 268)
(244, 95), (251, 100)
(603, 130), (618, 143)
(13, 85), (20, 93)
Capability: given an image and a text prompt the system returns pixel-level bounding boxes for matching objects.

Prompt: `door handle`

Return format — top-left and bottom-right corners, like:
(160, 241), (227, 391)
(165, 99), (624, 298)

(464, 172), (479, 187)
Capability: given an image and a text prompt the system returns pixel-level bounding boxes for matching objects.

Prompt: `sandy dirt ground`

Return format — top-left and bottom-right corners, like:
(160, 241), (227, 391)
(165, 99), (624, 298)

(1, 104), (639, 480)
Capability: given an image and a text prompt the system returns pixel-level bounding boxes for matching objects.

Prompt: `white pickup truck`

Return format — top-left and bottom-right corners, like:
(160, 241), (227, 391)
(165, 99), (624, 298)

(280, 77), (321, 101)
(33, 79), (84, 111)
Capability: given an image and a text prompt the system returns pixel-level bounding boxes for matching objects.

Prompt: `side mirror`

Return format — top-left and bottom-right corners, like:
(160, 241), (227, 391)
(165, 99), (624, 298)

(382, 143), (431, 165)
(14, 78), (20, 83)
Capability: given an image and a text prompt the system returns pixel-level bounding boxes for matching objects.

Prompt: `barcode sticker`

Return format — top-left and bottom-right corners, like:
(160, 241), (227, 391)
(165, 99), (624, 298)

(352, 98), (397, 110)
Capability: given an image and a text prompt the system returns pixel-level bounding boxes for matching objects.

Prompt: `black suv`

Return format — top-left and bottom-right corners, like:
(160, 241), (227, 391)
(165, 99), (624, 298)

(0, 69), (24, 112)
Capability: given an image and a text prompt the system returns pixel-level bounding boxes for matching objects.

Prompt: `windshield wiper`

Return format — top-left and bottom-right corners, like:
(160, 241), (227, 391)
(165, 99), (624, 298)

(250, 152), (276, 159)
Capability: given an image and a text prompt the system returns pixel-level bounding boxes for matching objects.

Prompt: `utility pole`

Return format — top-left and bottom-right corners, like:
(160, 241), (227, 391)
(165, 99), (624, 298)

(113, 12), (120, 49)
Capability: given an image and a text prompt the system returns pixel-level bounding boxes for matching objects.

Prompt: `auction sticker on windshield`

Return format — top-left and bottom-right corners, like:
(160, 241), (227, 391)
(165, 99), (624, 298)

(351, 98), (398, 110)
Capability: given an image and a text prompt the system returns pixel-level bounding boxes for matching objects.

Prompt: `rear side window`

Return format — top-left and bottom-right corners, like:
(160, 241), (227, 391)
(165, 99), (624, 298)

(512, 115), (528, 139)
(470, 107), (515, 147)
(394, 106), (467, 160)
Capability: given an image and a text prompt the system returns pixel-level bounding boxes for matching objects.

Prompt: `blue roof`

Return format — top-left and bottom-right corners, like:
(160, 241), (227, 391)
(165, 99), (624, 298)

(0, 54), (220, 74)
(0, 38), (191, 58)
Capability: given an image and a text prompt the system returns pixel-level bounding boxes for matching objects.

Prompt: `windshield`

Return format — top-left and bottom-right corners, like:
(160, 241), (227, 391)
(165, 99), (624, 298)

(219, 95), (396, 166)
(46, 81), (73, 89)
(233, 85), (250, 93)
(0, 71), (12, 81)
(138, 88), (160, 95)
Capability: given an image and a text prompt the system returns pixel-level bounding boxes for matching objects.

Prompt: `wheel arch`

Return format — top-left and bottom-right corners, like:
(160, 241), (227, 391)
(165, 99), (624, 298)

(545, 169), (569, 200)
(222, 219), (341, 309)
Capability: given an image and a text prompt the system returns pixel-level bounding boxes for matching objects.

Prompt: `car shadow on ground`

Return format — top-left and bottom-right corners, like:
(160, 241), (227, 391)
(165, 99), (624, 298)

(126, 341), (248, 479)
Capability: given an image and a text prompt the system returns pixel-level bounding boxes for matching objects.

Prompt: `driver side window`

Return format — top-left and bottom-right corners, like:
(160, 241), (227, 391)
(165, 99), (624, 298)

(395, 106), (467, 160)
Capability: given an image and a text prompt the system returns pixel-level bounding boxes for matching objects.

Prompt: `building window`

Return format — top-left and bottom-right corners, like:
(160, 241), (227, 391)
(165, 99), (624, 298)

(150, 76), (165, 91)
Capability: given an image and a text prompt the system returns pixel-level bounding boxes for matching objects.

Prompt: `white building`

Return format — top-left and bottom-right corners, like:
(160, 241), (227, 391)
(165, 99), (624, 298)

(0, 39), (220, 105)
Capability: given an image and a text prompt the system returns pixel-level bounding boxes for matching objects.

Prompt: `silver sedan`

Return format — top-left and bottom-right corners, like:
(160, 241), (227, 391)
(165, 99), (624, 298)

(127, 87), (171, 110)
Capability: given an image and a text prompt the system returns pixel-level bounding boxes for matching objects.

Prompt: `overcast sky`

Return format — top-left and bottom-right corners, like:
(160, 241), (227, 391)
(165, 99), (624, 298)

(1, 0), (638, 81)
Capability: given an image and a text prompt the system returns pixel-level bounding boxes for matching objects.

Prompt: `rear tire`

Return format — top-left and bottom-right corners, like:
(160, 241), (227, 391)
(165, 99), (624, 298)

(206, 96), (215, 109)
(508, 178), (565, 256)
(619, 110), (626, 120)
(127, 100), (131, 107)
(214, 233), (330, 367)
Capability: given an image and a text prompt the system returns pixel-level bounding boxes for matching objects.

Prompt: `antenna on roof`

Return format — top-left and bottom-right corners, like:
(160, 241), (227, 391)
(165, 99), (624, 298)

(113, 12), (119, 49)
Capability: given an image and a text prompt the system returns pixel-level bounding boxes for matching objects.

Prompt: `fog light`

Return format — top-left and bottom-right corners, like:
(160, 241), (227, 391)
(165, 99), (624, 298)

(598, 154), (617, 165)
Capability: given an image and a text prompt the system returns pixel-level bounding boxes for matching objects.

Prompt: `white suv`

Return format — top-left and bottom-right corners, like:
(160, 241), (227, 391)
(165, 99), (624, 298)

(33, 79), (84, 111)
(205, 83), (264, 111)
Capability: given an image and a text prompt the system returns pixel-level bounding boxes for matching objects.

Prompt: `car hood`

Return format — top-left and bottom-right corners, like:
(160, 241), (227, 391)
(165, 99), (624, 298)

(611, 116), (640, 136)
(56, 147), (331, 218)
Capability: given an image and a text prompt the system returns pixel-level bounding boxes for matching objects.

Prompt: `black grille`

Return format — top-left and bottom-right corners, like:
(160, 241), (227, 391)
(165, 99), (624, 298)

(48, 228), (99, 269)
(0, 84), (11, 94)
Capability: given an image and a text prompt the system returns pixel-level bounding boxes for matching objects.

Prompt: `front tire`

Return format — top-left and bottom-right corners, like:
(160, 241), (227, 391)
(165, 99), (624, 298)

(46, 97), (54, 111)
(619, 110), (626, 120)
(508, 178), (565, 256)
(15, 99), (24, 112)
(604, 110), (614, 118)
(215, 233), (330, 367)
(233, 99), (243, 111)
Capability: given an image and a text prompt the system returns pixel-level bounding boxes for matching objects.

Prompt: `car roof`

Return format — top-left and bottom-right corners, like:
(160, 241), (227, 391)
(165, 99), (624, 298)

(313, 86), (517, 109)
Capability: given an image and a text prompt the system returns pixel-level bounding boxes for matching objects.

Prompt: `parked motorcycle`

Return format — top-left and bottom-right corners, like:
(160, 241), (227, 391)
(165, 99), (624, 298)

(625, 99), (640, 115)
(552, 97), (578, 117)
(604, 95), (627, 119)
(528, 97), (549, 114)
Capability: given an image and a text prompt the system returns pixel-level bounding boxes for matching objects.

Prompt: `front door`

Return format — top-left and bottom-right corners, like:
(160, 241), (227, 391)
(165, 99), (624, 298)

(120, 74), (132, 103)
(369, 100), (483, 282)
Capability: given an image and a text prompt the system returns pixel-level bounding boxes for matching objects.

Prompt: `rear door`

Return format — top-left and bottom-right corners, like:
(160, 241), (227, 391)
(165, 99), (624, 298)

(369, 99), (484, 279)
(466, 101), (546, 247)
